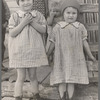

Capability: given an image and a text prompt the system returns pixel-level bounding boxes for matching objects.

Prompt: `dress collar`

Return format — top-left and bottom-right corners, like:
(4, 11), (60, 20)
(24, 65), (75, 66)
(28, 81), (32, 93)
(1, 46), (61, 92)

(57, 21), (80, 29)
(16, 10), (37, 18)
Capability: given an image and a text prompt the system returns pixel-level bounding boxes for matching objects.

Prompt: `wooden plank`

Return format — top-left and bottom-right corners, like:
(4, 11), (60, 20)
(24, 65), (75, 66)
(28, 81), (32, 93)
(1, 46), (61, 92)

(93, 72), (98, 77)
(86, 61), (98, 71)
(88, 71), (94, 78)
(85, 24), (98, 31)
(80, 4), (98, 12)
(2, 69), (17, 81)
(2, 97), (15, 100)
(2, 97), (29, 100)
(89, 77), (98, 82)
(89, 44), (98, 52)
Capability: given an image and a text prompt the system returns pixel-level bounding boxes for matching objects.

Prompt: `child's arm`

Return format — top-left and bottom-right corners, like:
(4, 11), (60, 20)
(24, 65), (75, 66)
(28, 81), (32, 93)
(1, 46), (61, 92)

(9, 14), (33, 37)
(47, 23), (59, 57)
(83, 40), (96, 62)
(30, 20), (46, 34)
(47, 11), (57, 26)
(30, 11), (47, 34)
(47, 42), (55, 57)
(47, 16), (55, 26)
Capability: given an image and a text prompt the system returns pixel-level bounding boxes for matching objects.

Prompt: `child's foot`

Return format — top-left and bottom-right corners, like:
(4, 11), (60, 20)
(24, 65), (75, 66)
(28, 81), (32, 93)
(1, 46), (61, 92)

(68, 96), (74, 100)
(60, 92), (66, 100)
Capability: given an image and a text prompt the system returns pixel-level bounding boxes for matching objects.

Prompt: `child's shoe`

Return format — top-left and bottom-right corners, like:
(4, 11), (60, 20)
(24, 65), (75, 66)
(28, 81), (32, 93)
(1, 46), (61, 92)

(60, 92), (66, 100)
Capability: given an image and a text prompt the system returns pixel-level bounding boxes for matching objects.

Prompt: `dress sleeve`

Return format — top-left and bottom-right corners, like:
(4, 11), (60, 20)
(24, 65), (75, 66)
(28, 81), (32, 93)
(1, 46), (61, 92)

(8, 12), (18, 29)
(36, 11), (46, 27)
(81, 24), (88, 41)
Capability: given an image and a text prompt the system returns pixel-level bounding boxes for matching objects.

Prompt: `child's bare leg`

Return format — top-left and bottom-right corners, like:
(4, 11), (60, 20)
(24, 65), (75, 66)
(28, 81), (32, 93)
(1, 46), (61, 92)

(14, 68), (26, 98)
(58, 83), (66, 98)
(67, 83), (74, 99)
(27, 68), (39, 94)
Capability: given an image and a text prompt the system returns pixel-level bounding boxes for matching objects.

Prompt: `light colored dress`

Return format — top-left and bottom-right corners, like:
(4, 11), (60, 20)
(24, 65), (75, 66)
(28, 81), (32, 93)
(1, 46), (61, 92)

(8, 10), (48, 68)
(46, 17), (62, 51)
(50, 21), (89, 85)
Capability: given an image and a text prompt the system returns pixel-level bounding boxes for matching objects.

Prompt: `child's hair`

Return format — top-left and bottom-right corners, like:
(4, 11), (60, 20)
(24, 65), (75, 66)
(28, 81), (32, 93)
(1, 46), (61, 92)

(16, 0), (34, 5)
(50, 2), (59, 8)
(61, 0), (80, 15)
(48, 1), (61, 17)
(49, 1), (61, 12)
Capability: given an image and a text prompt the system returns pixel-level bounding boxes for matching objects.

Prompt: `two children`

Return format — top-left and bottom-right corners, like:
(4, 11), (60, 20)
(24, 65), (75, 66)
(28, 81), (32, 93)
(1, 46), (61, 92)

(8, 0), (96, 100)
(8, 0), (48, 100)
(47, 0), (96, 100)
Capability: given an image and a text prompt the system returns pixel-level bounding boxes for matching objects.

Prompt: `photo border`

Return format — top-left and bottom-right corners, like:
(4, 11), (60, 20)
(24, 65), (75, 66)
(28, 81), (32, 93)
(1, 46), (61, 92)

(0, 0), (99, 100)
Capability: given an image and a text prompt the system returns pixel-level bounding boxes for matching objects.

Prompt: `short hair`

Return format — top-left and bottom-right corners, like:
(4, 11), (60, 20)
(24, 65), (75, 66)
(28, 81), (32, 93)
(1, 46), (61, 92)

(49, 1), (60, 12)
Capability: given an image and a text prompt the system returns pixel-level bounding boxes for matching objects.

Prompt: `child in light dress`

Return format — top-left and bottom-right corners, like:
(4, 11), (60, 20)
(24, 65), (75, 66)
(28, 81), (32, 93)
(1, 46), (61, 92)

(47, 0), (96, 100)
(8, 0), (48, 100)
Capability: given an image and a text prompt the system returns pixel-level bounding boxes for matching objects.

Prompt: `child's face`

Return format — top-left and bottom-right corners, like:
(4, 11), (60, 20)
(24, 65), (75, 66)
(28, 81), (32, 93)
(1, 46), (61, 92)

(50, 7), (61, 17)
(63, 7), (78, 23)
(19, 0), (33, 12)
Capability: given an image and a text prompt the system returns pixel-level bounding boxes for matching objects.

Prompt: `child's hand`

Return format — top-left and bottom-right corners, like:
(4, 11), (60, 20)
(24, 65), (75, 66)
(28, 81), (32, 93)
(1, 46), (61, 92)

(48, 56), (53, 67)
(29, 17), (36, 24)
(91, 56), (97, 63)
(46, 52), (50, 61)
(21, 13), (33, 26)
(46, 52), (51, 66)
(47, 53), (54, 67)
(50, 10), (57, 17)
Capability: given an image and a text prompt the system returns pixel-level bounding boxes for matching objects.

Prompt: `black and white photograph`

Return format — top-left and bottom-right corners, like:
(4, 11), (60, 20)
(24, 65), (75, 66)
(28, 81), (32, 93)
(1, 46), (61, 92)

(1, 0), (99, 100)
